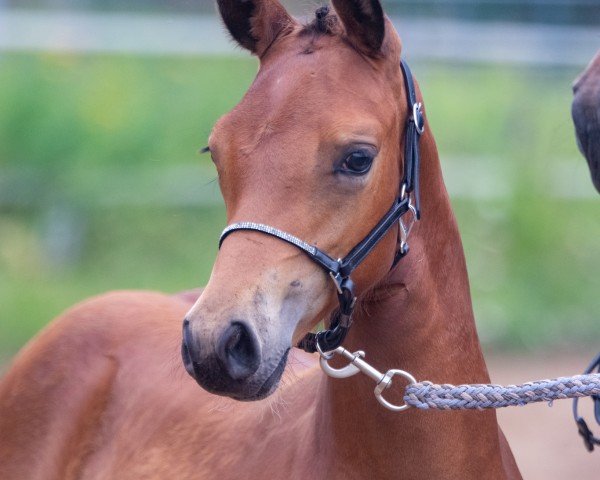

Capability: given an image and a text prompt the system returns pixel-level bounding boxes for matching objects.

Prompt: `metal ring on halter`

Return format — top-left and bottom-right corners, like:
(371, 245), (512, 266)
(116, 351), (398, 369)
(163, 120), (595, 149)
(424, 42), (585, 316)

(400, 182), (408, 201)
(399, 203), (418, 247)
(328, 271), (344, 296)
(374, 369), (417, 412)
(413, 102), (425, 135)
(315, 336), (335, 360)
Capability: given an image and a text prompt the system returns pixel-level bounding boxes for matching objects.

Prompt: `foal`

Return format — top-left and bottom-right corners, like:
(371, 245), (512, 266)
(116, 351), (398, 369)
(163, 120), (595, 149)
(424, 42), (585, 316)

(0, 1), (521, 478)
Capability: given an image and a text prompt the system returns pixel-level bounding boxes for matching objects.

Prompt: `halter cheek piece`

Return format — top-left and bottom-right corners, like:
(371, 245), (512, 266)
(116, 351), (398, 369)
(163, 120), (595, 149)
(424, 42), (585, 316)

(219, 60), (425, 354)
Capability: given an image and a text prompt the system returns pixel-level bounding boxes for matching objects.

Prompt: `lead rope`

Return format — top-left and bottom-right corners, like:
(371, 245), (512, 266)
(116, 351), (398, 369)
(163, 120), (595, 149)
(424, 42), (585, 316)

(406, 375), (600, 410)
(573, 353), (600, 451)
(318, 347), (600, 423)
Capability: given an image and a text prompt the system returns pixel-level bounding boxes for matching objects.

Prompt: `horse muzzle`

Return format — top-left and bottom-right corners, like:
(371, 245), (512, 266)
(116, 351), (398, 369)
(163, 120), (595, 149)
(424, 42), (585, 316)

(181, 313), (292, 400)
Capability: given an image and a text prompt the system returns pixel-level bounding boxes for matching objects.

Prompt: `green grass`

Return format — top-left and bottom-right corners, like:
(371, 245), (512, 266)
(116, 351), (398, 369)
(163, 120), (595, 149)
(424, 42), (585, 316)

(1, 53), (598, 361)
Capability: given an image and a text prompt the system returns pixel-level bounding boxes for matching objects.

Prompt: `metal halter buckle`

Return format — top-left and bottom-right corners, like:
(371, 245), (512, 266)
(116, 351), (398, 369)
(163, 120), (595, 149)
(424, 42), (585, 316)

(315, 336), (335, 360)
(319, 347), (417, 412)
(399, 202), (418, 254)
(400, 183), (406, 201)
(328, 269), (344, 296)
(412, 102), (425, 135)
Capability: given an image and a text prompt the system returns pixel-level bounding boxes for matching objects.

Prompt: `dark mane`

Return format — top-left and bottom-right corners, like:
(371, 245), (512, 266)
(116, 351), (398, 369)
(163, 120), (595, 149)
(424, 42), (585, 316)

(301, 6), (340, 36)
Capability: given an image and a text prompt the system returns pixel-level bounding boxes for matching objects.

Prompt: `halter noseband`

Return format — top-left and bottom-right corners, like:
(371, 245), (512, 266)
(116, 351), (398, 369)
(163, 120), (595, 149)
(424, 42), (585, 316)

(219, 60), (425, 354)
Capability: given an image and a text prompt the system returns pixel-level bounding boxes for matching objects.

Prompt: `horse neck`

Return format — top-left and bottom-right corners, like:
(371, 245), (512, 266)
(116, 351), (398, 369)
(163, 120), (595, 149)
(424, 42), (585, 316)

(345, 129), (489, 380)
(313, 130), (505, 477)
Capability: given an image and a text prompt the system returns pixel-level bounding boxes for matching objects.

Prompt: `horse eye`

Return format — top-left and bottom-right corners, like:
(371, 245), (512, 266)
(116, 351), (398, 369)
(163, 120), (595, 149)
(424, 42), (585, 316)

(340, 152), (374, 175)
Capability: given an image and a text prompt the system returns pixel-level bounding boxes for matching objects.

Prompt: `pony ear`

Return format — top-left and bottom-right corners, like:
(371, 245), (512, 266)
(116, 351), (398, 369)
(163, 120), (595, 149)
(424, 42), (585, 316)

(216, 0), (294, 56)
(331, 0), (385, 55)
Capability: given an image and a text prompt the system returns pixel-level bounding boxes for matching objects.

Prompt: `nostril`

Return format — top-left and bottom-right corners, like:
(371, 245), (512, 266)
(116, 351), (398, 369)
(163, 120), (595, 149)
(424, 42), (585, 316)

(217, 321), (260, 380)
(226, 325), (252, 366)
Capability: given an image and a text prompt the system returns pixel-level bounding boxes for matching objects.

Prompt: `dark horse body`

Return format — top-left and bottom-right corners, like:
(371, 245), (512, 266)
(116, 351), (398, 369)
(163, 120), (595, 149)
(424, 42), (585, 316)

(573, 49), (600, 192)
(0, 1), (521, 478)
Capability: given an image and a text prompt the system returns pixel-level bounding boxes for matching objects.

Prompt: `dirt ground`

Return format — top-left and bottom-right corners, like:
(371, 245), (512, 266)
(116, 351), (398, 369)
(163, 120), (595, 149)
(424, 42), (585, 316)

(486, 349), (600, 479)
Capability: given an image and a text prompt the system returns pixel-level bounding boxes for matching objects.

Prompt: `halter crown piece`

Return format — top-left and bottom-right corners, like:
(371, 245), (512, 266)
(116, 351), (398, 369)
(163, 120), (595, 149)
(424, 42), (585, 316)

(219, 60), (425, 354)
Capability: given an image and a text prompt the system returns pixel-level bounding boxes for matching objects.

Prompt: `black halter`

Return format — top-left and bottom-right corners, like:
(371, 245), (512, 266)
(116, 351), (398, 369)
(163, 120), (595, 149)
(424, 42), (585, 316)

(219, 60), (425, 354)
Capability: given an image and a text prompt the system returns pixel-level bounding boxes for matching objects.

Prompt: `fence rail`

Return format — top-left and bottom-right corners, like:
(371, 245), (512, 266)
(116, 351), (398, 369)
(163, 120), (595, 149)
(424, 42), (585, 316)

(0, 10), (598, 66)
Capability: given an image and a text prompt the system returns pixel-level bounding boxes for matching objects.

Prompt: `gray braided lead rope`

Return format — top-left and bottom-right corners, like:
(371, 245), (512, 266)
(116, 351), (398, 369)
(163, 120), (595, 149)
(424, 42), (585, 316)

(404, 373), (600, 410)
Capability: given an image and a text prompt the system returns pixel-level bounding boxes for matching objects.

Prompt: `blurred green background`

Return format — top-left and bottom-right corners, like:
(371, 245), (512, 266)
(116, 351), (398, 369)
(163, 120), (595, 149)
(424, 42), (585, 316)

(1, 5), (599, 363)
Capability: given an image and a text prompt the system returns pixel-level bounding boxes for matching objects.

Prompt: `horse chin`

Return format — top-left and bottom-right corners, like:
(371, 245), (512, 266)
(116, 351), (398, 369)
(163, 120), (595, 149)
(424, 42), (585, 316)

(241, 348), (290, 401)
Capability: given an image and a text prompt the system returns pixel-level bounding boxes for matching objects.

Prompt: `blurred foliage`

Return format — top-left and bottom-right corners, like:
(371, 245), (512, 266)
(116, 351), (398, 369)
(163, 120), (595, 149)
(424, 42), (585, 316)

(0, 53), (598, 362)
(0, 55), (256, 170)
